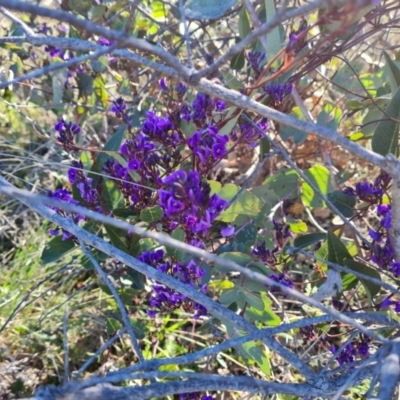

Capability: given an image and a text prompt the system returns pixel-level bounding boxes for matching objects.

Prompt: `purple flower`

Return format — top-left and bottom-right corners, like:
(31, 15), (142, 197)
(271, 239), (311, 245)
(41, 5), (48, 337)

(215, 99), (226, 111)
(299, 325), (315, 344)
(159, 78), (168, 90)
(221, 225), (235, 237)
(44, 45), (63, 58)
(111, 97), (127, 119)
(265, 82), (293, 106)
(55, 118), (81, 147)
(392, 262), (400, 276)
(98, 37), (115, 46)
(248, 51), (266, 79)
(369, 229), (382, 242)
(267, 273), (293, 294)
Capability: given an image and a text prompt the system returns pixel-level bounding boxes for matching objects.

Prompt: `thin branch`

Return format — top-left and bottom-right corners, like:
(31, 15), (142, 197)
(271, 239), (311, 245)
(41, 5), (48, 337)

(0, 0), (190, 78)
(73, 327), (127, 381)
(191, 0), (330, 81)
(178, 0), (192, 69)
(288, 246), (400, 298)
(0, 45), (114, 90)
(376, 339), (400, 400)
(0, 178), (389, 347)
(78, 237), (145, 363)
(0, 6), (36, 35)
(242, 114), (371, 248)
(196, 78), (392, 173)
(63, 305), (69, 383)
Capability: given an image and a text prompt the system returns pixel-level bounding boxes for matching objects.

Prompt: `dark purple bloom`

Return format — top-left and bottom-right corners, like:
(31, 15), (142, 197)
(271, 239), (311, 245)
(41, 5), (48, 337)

(369, 229), (382, 242)
(267, 273), (293, 294)
(55, 118), (81, 147)
(215, 99), (226, 111)
(44, 45), (63, 58)
(98, 37), (115, 46)
(111, 97), (127, 119)
(221, 225), (235, 237)
(159, 78), (168, 90)
(265, 82), (293, 106)
(392, 262), (400, 276)
(248, 51), (266, 79)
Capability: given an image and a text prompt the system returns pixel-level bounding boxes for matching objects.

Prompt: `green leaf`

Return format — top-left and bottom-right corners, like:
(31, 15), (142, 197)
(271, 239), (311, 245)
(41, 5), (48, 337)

(288, 220), (308, 234)
(214, 183), (263, 222)
(218, 110), (241, 135)
(327, 231), (351, 265)
(344, 259), (381, 297)
(280, 125), (308, 144)
(239, 288), (264, 310)
(317, 104), (342, 131)
(89, 126), (126, 210)
(383, 51), (400, 94)
(166, 228), (185, 261)
(41, 235), (75, 264)
(221, 68), (243, 88)
(217, 252), (252, 272)
(77, 73), (94, 98)
(371, 85), (400, 156)
(239, 7), (251, 40)
(105, 224), (129, 253)
(265, 0), (281, 62)
(184, 0), (238, 20)
(301, 164), (332, 208)
(106, 317), (121, 335)
(263, 168), (300, 199)
(239, 341), (270, 377)
(293, 232), (326, 248)
(235, 222), (257, 244)
(327, 190), (355, 218)
(113, 208), (138, 218)
(219, 288), (240, 305)
(140, 206), (164, 223)
(244, 295), (281, 325)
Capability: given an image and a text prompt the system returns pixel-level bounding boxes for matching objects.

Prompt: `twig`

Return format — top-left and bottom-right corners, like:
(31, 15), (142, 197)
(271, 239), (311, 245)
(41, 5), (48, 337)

(73, 327), (127, 381)
(178, 0), (192, 69)
(0, 178), (389, 347)
(242, 114), (372, 248)
(0, 45), (114, 90)
(0, 0), (190, 78)
(63, 306), (69, 383)
(376, 339), (400, 400)
(78, 237), (145, 363)
(0, 6), (36, 36)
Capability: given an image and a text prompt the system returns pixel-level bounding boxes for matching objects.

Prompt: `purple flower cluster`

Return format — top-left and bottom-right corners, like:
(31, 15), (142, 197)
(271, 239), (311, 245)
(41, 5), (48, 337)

(299, 325), (315, 344)
(44, 45), (64, 58)
(55, 118), (81, 148)
(158, 170), (229, 237)
(142, 111), (184, 147)
(267, 273), (293, 293)
(68, 160), (102, 212)
(139, 250), (207, 319)
(329, 334), (371, 367)
(98, 37), (116, 46)
(188, 125), (229, 169)
(343, 173), (394, 270)
(287, 20), (308, 54)
(344, 172), (390, 204)
(380, 296), (400, 312)
(265, 82), (293, 107)
(111, 97), (127, 120)
(248, 51), (266, 79)
(47, 188), (83, 240)
(237, 117), (268, 148)
(252, 241), (278, 265)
